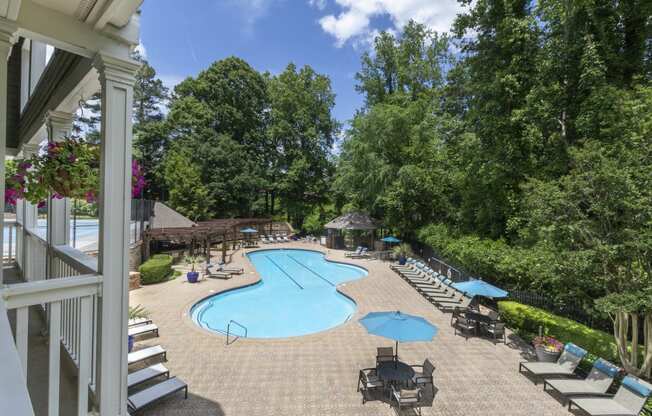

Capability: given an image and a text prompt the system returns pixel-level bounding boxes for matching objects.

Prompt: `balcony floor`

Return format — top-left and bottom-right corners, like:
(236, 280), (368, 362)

(5, 266), (79, 416)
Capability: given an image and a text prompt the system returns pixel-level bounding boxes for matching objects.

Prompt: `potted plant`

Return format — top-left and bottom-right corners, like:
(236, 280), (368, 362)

(184, 255), (203, 283)
(532, 335), (563, 362)
(392, 243), (413, 265)
(128, 305), (149, 352)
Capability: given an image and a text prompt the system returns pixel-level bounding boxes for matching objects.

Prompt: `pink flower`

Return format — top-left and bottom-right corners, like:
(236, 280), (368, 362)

(85, 191), (96, 203)
(37, 200), (46, 208)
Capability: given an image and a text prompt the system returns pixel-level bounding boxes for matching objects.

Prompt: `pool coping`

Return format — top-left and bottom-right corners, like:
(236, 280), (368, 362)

(181, 246), (375, 342)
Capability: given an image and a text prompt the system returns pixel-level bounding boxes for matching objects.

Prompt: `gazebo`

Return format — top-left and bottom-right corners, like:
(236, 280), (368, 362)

(324, 212), (378, 249)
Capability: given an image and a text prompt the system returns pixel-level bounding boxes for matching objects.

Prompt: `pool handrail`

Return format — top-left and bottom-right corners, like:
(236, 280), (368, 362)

(227, 319), (248, 345)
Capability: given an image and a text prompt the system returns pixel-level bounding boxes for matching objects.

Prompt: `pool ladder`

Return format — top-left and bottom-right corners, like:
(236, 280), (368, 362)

(226, 319), (248, 345)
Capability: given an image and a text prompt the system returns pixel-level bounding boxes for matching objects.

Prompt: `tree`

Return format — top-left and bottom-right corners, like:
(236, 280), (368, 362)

(165, 57), (270, 216)
(267, 63), (338, 227)
(161, 148), (210, 221)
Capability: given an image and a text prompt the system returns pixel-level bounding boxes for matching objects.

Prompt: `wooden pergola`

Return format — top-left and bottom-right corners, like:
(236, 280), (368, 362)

(143, 218), (273, 263)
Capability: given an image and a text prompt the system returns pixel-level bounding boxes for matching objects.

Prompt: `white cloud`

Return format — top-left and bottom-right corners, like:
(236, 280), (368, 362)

(159, 74), (186, 91)
(308, 0), (327, 11)
(134, 40), (147, 59)
(317, 0), (466, 47)
(228, 0), (277, 33)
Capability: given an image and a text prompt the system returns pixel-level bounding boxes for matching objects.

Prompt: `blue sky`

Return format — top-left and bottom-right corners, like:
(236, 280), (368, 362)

(139, 0), (465, 124)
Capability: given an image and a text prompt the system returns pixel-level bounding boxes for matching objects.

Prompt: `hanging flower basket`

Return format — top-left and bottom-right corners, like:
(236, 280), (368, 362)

(5, 138), (146, 206)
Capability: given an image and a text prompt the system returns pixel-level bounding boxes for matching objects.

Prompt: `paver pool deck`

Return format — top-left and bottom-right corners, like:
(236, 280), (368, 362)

(129, 243), (571, 416)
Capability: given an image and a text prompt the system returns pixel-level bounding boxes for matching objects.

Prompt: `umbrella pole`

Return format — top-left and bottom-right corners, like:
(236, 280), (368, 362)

(395, 340), (398, 368)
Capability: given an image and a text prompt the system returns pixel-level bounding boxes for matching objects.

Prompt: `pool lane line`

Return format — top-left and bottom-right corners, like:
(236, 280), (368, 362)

(264, 255), (304, 290)
(286, 255), (335, 287)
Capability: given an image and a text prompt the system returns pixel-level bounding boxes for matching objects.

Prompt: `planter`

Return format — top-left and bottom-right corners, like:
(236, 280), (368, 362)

(187, 271), (199, 283)
(535, 346), (561, 362)
(128, 335), (135, 353)
(398, 256), (407, 265)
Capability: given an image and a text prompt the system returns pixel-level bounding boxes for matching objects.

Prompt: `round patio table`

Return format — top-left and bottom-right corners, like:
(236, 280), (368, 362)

(377, 361), (415, 384)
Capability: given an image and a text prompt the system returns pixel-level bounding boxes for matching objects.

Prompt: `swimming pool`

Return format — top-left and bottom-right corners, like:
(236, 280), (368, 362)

(191, 249), (367, 338)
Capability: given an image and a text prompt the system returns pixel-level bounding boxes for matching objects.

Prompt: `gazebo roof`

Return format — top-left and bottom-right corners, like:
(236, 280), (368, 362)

(324, 212), (378, 231)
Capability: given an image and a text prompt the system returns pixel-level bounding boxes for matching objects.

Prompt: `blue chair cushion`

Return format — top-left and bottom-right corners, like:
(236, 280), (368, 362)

(622, 376), (652, 397)
(564, 343), (587, 359)
(593, 359), (619, 378)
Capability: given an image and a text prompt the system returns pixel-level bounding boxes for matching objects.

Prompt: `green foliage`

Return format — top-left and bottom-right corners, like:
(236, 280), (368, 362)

(498, 301), (618, 362)
(128, 304), (150, 320)
(163, 57), (337, 224)
(392, 243), (413, 258)
(336, 4), (652, 322)
(138, 254), (174, 285)
(161, 148), (210, 221)
(302, 204), (337, 235)
(72, 199), (98, 217)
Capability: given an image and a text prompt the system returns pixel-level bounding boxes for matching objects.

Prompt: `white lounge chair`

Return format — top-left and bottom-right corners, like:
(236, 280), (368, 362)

(568, 375), (652, 416)
(128, 363), (170, 389)
(544, 358), (620, 404)
(349, 248), (369, 258)
(127, 377), (188, 414)
(519, 343), (588, 384)
(345, 247), (363, 257)
(128, 345), (166, 366)
(128, 323), (159, 338)
(128, 317), (152, 327)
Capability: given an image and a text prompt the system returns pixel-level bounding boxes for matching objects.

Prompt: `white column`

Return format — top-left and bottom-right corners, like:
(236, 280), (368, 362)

(20, 144), (39, 230)
(45, 111), (73, 249)
(93, 52), (139, 416)
(19, 144), (39, 282)
(0, 20), (16, 285)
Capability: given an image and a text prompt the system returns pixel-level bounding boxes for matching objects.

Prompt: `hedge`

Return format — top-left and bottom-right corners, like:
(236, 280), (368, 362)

(498, 300), (618, 362)
(139, 254), (174, 285)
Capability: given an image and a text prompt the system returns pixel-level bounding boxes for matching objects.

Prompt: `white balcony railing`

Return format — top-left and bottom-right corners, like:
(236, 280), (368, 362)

(1, 220), (102, 416)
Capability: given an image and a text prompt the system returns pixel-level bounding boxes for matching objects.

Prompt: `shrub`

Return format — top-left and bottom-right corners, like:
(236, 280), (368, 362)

(498, 301), (618, 362)
(139, 254), (174, 285)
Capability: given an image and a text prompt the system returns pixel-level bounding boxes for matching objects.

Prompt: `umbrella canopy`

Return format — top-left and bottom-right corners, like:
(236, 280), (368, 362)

(381, 236), (401, 243)
(452, 280), (508, 298)
(359, 311), (438, 356)
(240, 227), (258, 233)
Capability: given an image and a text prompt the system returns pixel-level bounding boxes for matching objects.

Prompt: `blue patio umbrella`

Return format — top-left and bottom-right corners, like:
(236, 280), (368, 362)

(359, 311), (438, 358)
(381, 236), (401, 244)
(240, 227), (257, 233)
(452, 279), (508, 299)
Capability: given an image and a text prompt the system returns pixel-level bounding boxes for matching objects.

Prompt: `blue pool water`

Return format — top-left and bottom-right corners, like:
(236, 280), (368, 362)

(191, 249), (367, 338)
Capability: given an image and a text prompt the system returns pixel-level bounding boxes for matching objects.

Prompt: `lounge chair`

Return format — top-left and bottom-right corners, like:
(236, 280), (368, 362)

(438, 296), (473, 313)
(128, 345), (166, 366)
(568, 375), (652, 416)
(127, 377), (188, 415)
(390, 385), (424, 415)
(218, 265), (244, 274)
(128, 323), (159, 338)
(349, 248), (369, 258)
(128, 363), (170, 389)
(519, 343), (588, 384)
(204, 265), (232, 279)
(357, 368), (384, 404)
(543, 358), (620, 404)
(345, 247), (363, 257)
(410, 359), (435, 394)
(128, 317), (152, 327)
(376, 346), (396, 366)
